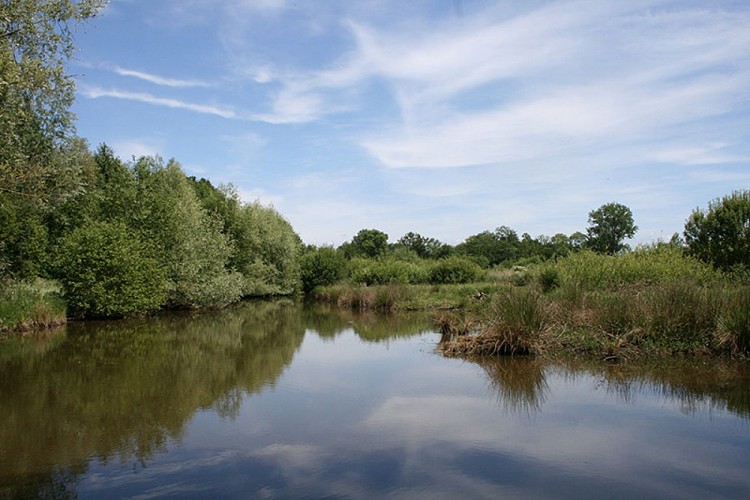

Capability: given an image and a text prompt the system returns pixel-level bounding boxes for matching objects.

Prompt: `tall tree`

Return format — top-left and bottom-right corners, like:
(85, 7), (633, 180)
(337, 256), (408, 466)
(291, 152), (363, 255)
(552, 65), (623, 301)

(585, 202), (637, 255)
(684, 190), (750, 272)
(396, 232), (451, 259)
(0, 0), (105, 278)
(0, 0), (105, 199)
(348, 229), (389, 258)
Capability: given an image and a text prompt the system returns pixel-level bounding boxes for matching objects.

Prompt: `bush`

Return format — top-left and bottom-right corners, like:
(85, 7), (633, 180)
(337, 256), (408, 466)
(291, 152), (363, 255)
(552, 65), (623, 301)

(349, 258), (428, 285)
(300, 247), (345, 293)
(551, 246), (721, 290)
(428, 257), (485, 284)
(53, 221), (167, 318)
(537, 266), (561, 292)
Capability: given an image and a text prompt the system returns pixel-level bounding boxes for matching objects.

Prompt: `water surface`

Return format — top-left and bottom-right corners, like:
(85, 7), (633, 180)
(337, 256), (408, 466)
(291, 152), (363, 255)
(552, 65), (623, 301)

(1, 301), (749, 498)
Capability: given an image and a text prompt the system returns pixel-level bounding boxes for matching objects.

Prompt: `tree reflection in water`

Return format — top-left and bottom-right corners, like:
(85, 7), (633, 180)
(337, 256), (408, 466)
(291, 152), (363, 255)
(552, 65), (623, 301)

(0, 300), (305, 498)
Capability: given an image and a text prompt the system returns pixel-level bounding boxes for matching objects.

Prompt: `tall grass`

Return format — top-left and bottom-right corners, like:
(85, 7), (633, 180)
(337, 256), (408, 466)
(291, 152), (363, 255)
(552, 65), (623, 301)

(0, 279), (67, 332)
(547, 246), (721, 290)
(640, 281), (719, 349)
(717, 286), (750, 355)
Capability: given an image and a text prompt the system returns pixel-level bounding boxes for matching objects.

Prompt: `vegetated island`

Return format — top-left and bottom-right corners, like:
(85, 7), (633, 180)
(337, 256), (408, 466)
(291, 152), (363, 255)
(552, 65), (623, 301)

(1, 1), (748, 361)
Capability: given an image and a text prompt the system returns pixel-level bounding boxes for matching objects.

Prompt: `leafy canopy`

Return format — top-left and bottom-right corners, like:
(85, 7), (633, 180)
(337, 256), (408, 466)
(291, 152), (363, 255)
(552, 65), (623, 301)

(586, 202), (638, 255)
(684, 190), (750, 272)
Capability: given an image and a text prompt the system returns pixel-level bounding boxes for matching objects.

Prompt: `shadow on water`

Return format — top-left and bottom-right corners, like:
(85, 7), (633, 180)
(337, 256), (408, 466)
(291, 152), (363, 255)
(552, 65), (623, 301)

(0, 299), (305, 498)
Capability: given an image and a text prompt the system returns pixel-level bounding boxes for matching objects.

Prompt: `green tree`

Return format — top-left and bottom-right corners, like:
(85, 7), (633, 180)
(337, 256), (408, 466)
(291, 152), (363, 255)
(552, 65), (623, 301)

(0, 0), (106, 201)
(396, 232), (451, 259)
(132, 156), (243, 308)
(231, 202), (301, 296)
(300, 246), (345, 292)
(53, 220), (167, 318)
(684, 190), (750, 272)
(457, 226), (520, 267)
(0, 0), (104, 278)
(347, 229), (389, 258)
(585, 202), (637, 255)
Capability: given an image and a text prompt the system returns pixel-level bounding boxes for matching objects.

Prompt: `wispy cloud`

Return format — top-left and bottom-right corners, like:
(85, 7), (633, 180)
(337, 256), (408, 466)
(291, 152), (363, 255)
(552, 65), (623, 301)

(80, 86), (237, 119)
(229, 1), (750, 167)
(113, 66), (211, 88)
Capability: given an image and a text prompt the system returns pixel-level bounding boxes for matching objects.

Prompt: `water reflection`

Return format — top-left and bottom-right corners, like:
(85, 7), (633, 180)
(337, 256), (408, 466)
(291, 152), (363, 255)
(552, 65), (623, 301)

(467, 355), (750, 420)
(473, 356), (549, 414)
(0, 300), (304, 498)
(0, 305), (749, 498)
(304, 304), (431, 342)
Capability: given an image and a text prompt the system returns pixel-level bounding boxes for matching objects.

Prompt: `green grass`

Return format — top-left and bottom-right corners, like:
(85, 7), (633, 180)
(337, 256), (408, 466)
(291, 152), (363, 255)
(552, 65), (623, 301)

(0, 279), (67, 333)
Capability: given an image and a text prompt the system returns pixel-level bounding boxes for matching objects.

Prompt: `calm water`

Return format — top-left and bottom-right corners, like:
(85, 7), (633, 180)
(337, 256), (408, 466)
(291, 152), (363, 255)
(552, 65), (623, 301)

(1, 300), (749, 499)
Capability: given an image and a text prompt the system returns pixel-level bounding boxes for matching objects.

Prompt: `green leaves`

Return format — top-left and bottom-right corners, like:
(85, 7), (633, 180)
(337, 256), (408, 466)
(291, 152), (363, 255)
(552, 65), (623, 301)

(585, 202), (638, 255)
(685, 190), (750, 272)
(53, 220), (167, 318)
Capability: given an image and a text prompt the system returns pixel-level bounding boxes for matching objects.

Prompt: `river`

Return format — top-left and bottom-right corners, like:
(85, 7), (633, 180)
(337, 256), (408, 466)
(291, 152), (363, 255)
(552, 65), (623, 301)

(1, 300), (749, 498)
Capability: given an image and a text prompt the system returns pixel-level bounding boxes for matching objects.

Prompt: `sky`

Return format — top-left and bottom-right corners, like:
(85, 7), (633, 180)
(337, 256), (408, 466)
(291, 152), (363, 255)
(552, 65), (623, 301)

(70, 0), (750, 247)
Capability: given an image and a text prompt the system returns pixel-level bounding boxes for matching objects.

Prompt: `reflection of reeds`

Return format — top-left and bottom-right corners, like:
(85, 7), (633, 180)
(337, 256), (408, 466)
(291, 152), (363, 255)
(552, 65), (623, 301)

(562, 357), (750, 420)
(474, 356), (549, 415)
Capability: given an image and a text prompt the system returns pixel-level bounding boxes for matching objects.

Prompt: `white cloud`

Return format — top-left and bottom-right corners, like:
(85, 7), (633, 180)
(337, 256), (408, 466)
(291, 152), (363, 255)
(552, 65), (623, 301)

(113, 66), (211, 88)
(80, 86), (237, 119)
(222, 1), (750, 169)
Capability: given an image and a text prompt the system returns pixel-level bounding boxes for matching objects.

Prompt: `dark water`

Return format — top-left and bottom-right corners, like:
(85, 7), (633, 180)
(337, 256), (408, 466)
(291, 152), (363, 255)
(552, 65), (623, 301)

(1, 300), (749, 499)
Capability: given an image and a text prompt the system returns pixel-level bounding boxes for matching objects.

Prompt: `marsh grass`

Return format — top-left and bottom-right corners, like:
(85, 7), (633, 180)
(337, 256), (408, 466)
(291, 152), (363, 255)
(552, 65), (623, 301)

(0, 279), (67, 332)
(717, 286), (750, 355)
(441, 287), (548, 356)
(640, 281), (719, 351)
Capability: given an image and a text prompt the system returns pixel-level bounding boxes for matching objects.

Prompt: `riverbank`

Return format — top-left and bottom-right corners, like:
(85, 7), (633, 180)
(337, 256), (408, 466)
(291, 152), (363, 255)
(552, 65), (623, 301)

(312, 248), (750, 360)
(0, 279), (67, 335)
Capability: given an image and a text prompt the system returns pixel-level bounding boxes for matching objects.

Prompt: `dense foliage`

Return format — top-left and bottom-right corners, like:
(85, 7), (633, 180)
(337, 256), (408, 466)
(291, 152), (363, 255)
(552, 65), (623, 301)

(585, 202), (638, 255)
(684, 190), (750, 273)
(53, 221), (167, 318)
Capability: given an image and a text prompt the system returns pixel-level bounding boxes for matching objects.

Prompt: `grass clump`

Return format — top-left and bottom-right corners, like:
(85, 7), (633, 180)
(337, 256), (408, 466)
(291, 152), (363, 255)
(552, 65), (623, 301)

(0, 279), (67, 332)
(440, 287), (547, 356)
(717, 286), (750, 355)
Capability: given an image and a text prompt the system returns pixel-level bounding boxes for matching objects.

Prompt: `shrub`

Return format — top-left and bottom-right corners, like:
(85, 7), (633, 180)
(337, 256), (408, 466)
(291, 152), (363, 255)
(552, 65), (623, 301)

(537, 266), (561, 292)
(300, 246), (346, 293)
(53, 221), (167, 318)
(551, 246), (720, 290)
(349, 258), (428, 285)
(428, 257), (485, 284)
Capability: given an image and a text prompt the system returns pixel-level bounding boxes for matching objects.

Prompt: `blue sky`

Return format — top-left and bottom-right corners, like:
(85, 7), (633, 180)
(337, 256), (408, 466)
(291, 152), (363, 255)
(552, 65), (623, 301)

(71, 0), (750, 246)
